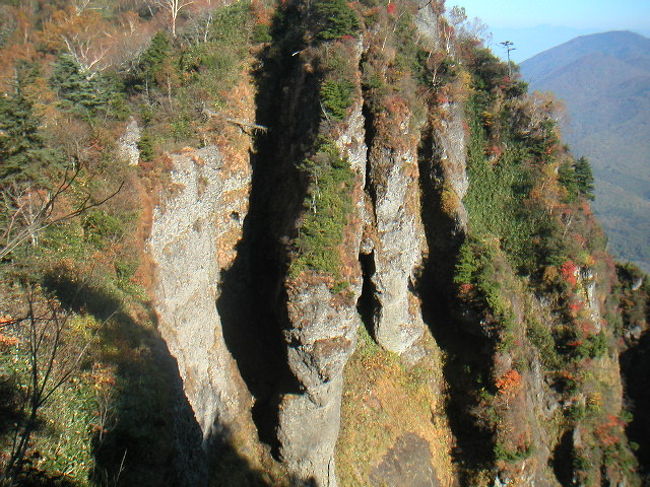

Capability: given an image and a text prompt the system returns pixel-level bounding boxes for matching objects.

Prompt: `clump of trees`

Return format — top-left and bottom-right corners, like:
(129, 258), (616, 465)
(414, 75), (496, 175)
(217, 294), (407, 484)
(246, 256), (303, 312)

(311, 0), (360, 41)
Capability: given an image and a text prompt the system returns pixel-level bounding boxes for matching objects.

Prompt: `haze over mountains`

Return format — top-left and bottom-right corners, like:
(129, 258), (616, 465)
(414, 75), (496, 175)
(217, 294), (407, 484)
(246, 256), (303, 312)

(521, 31), (650, 272)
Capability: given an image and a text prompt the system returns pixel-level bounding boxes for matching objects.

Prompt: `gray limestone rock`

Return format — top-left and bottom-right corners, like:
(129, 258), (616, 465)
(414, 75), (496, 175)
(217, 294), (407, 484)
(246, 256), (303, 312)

(432, 100), (469, 230)
(118, 118), (141, 166)
(148, 146), (251, 443)
(370, 433), (440, 487)
(276, 90), (366, 486)
(367, 144), (426, 354)
(415, 1), (441, 50)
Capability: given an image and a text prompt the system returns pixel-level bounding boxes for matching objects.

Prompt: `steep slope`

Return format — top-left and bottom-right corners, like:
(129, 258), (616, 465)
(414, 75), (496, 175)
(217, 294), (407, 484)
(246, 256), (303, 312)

(521, 31), (650, 272)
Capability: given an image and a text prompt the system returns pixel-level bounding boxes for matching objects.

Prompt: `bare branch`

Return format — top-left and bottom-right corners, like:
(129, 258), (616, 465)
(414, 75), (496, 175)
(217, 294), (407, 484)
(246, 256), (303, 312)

(148, 0), (195, 37)
(0, 167), (123, 260)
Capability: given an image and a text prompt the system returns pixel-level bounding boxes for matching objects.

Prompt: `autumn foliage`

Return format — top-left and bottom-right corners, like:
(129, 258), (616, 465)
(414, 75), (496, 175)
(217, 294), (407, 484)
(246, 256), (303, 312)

(560, 260), (579, 287)
(496, 369), (522, 396)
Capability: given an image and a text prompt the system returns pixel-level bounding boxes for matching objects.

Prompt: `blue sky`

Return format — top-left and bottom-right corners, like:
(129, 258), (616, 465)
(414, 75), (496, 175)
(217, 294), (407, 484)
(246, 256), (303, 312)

(449, 0), (650, 61)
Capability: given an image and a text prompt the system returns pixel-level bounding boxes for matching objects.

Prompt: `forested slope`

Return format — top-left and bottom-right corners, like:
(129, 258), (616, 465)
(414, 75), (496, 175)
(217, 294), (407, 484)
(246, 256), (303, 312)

(521, 31), (650, 272)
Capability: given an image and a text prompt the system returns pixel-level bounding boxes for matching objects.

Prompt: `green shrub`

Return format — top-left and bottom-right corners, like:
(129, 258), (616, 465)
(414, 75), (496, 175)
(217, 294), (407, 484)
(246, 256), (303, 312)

(252, 23), (272, 43)
(312, 0), (360, 41)
(83, 209), (125, 248)
(210, 1), (252, 45)
(565, 403), (586, 422)
(494, 441), (533, 463)
(464, 95), (559, 274)
(321, 78), (355, 120)
(574, 331), (608, 360)
(137, 132), (154, 162)
(527, 320), (561, 369)
(291, 139), (355, 281)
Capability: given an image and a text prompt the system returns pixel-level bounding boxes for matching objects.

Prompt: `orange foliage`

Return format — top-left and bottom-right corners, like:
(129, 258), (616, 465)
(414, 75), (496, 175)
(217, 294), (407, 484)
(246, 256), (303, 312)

(595, 415), (625, 447)
(496, 369), (522, 396)
(578, 319), (598, 335)
(568, 298), (584, 317)
(0, 333), (19, 348)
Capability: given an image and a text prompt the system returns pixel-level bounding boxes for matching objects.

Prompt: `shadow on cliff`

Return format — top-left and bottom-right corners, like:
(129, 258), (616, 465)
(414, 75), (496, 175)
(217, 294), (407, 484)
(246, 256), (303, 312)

(415, 127), (496, 484)
(621, 330), (650, 477)
(40, 271), (205, 486)
(43, 269), (312, 486)
(216, 2), (321, 460)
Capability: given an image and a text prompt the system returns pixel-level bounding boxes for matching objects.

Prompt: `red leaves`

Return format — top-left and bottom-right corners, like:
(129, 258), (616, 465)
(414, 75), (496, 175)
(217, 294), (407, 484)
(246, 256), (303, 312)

(568, 299), (584, 316)
(387, 2), (397, 15)
(435, 93), (449, 104)
(560, 260), (579, 287)
(487, 144), (503, 158)
(459, 283), (474, 296)
(595, 415), (625, 447)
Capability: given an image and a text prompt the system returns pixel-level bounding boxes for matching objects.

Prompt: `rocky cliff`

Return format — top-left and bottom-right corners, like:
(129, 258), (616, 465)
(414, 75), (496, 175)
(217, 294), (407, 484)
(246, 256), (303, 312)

(141, 1), (647, 486)
(2, 1), (648, 486)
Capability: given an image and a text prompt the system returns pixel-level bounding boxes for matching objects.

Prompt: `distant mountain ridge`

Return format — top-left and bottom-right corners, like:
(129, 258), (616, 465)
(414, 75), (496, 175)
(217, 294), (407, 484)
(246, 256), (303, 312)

(521, 31), (650, 272)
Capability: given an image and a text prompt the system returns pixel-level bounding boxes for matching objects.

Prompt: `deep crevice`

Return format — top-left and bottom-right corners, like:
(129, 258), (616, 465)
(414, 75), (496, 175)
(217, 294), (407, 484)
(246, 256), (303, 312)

(621, 330), (650, 476)
(357, 251), (379, 340)
(360, 56), (377, 205)
(416, 123), (496, 484)
(552, 429), (576, 486)
(217, 4), (322, 460)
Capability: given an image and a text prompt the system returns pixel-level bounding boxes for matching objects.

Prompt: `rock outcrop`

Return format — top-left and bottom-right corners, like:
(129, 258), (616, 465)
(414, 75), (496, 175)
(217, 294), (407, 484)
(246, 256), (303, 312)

(148, 146), (252, 447)
(364, 107), (427, 354)
(118, 118), (141, 166)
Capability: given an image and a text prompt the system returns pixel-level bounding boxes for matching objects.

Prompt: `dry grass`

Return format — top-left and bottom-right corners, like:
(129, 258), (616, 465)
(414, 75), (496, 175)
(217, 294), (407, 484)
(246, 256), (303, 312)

(336, 326), (456, 486)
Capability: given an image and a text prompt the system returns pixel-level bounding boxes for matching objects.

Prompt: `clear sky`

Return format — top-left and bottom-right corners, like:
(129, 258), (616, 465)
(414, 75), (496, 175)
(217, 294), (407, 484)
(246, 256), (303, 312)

(449, 0), (650, 61)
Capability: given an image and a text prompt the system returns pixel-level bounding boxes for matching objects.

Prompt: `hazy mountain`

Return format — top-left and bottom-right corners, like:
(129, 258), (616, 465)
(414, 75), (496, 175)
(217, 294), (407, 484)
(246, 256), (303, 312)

(488, 25), (606, 63)
(521, 31), (650, 272)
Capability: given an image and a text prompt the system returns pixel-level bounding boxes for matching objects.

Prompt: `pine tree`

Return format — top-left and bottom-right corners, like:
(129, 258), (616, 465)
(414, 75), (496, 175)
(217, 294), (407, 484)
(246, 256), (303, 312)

(50, 54), (109, 113)
(558, 161), (579, 202)
(137, 32), (172, 90)
(0, 77), (53, 184)
(312, 0), (360, 41)
(574, 156), (595, 200)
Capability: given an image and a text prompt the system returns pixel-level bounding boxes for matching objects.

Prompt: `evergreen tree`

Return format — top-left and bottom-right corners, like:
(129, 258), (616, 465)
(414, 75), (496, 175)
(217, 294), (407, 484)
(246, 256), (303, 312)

(137, 32), (172, 91)
(574, 156), (595, 200)
(50, 54), (109, 113)
(558, 161), (579, 202)
(312, 0), (360, 41)
(0, 73), (55, 185)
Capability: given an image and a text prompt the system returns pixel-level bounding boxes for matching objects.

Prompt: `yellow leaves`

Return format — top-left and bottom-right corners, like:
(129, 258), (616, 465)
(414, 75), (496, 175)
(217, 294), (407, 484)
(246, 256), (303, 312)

(579, 252), (596, 268)
(0, 332), (19, 348)
(90, 363), (117, 391)
(440, 187), (461, 216)
(542, 265), (559, 285)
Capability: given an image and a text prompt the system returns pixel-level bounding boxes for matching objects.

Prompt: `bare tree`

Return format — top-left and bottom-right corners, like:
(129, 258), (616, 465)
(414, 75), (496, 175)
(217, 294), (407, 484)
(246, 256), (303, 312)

(148, 0), (195, 38)
(500, 40), (516, 77)
(0, 290), (110, 483)
(0, 167), (123, 261)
